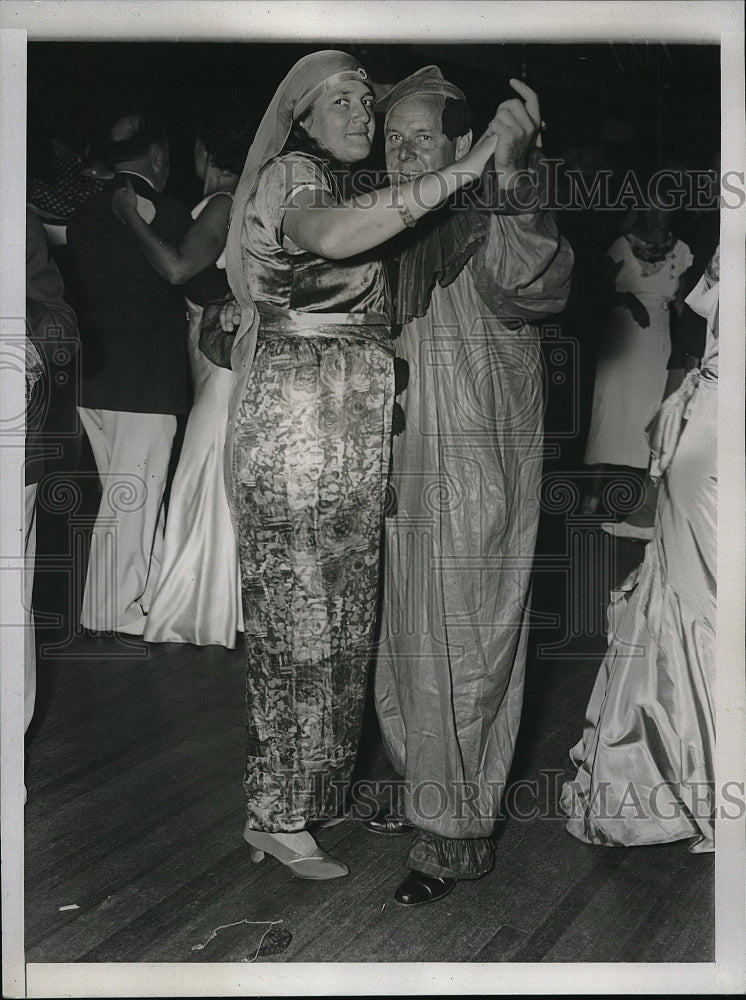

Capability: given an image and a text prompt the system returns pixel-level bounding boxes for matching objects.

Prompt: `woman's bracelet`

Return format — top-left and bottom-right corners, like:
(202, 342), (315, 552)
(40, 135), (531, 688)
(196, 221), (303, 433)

(394, 186), (417, 228)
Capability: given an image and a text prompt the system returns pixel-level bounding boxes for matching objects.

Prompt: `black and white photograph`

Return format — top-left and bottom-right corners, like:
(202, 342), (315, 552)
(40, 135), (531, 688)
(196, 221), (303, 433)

(1, 1), (744, 996)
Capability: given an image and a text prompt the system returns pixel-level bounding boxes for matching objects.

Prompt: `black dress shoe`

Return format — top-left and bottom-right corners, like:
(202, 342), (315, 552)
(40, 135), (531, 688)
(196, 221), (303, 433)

(394, 870), (456, 907)
(362, 810), (413, 836)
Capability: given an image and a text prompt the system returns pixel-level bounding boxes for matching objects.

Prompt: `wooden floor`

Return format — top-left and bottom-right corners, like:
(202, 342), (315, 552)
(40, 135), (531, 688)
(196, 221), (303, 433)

(24, 472), (715, 965)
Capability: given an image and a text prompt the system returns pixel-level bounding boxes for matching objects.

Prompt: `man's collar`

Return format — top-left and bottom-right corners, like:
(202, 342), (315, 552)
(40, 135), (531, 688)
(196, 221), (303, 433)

(116, 170), (157, 191)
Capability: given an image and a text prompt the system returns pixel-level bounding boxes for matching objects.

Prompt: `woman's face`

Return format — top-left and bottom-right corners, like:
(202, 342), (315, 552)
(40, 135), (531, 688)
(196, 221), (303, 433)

(193, 137), (210, 180)
(638, 207), (672, 245)
(300, 79), (375, 163)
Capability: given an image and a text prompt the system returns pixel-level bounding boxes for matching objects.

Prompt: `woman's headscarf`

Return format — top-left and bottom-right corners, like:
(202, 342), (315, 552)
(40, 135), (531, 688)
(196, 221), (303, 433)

(224, 49), (369, 317)
(221, 51), (370, 519)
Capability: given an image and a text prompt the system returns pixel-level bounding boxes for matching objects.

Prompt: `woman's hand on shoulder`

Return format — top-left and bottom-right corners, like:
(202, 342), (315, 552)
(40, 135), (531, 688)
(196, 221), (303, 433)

(111, 179), (139, 224)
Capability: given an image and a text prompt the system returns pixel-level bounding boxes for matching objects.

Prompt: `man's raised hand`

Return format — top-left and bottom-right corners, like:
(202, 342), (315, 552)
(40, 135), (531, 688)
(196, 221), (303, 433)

(487, 78), (542, 173)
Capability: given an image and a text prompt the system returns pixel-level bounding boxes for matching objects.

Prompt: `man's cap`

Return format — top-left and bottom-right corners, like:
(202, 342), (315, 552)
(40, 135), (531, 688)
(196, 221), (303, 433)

(375, 66), (466, 117)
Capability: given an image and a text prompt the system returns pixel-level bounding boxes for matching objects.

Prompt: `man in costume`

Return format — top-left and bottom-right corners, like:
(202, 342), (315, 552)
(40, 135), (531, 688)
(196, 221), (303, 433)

(368, 67), (574, 906)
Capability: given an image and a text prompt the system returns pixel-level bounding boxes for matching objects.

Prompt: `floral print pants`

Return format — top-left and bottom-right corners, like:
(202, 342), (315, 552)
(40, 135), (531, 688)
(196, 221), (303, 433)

(231, 331), (393, 832)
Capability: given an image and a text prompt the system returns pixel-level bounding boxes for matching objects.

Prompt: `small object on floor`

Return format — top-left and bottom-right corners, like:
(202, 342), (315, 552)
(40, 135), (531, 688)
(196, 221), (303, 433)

(601, 520), (654, 541)
(254, 926), (293, 957)
(362, 810), (413, 836)
(191, 917), (291, 960)
(58, 904), (79, 911)
(394, 870), (456, 907)
(242, 824), (349, 880)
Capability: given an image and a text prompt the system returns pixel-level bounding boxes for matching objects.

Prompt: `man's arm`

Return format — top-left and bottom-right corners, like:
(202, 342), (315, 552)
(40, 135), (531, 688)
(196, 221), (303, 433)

(468, 198), (574, 321)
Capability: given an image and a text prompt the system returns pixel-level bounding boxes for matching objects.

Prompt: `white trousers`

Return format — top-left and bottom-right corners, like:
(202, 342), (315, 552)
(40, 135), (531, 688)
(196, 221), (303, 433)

(25, 482), (38, 732)
(78, 407), (176, 633)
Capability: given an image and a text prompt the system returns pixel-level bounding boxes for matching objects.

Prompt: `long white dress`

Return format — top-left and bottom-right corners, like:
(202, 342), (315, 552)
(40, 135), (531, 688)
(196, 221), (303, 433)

(584, 234), (693, 468)
(561, 254), (718, 852)
(144, 193), (243, 647)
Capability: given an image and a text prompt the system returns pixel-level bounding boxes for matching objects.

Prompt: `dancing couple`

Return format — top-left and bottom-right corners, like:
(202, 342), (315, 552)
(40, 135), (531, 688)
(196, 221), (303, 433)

(217, 48), (573, 907)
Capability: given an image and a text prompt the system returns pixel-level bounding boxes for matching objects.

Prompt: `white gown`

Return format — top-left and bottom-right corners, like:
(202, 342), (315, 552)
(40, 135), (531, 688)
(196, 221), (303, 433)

(144, 193), (243, 647)
(562, 257), (719, 851)
(584, 235), (693, 468)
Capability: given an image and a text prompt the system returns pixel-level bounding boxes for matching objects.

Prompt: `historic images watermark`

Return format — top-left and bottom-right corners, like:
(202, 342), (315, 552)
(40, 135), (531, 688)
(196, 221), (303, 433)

(11, 157), (732, 660)
(245, 772), (746, 826)
(286, 160), (740, 213)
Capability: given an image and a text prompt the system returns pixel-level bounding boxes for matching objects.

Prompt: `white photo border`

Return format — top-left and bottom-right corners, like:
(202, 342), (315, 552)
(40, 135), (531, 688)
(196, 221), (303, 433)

(1, 2), (744, 996)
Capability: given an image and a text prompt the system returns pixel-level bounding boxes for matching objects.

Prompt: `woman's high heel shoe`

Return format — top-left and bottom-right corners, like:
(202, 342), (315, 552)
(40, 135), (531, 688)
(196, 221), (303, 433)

(242, 824), (349, 880)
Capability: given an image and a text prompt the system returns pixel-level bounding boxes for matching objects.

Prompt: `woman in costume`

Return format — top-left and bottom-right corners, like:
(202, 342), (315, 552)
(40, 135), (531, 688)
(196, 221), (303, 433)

(561, 246), (719, 852)
(581, 206), (693, 515)
(112, 113), (255, 647)
(221, 49), (502, 879)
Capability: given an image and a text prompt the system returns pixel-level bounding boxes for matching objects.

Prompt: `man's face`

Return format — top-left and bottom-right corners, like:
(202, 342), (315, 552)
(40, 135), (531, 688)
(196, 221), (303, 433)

(384, 94), (458, 181)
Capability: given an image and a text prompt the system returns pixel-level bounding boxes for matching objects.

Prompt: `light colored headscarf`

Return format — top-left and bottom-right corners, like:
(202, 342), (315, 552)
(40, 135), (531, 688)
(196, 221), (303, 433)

(221, 50), (370, 518)
(224, 49), (370, 325)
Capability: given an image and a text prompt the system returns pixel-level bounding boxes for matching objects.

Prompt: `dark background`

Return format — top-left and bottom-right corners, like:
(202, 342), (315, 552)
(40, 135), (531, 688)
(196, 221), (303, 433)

(26, 40), (721, 493)
(28, 41), (720, 204)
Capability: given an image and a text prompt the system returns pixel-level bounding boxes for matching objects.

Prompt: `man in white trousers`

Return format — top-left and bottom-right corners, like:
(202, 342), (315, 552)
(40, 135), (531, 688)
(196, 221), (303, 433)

(67, 112), (194, 635)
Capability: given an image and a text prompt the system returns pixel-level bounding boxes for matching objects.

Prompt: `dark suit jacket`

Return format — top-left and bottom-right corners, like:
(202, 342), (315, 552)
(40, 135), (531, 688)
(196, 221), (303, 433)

(66, 173), (194, 414)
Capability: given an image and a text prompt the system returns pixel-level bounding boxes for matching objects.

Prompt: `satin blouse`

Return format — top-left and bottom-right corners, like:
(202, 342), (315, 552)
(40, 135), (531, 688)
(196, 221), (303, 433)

(239, 152), (390, 318)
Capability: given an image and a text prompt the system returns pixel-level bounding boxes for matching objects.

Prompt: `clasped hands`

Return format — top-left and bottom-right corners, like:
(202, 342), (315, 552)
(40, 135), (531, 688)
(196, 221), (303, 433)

(218, 80), (544, 332)
(478, 78), (542, 180)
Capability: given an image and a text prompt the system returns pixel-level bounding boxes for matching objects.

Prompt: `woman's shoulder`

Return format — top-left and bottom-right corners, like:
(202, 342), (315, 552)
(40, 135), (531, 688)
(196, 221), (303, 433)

(271, 150), (326, 166)
(262, 150), (330, 183)
(192, 190), (233, 219)
(254, 152), (333, 217)
(249, 153), (332, 241)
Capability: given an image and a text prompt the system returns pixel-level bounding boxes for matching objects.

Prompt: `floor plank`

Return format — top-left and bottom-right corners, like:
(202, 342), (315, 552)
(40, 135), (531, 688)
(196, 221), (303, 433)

(24, 473), (715, 964)
(613, 849), (716, 962)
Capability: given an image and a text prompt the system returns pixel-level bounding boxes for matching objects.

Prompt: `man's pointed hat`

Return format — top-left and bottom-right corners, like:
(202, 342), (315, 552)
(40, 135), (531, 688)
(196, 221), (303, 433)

(375, 65), (466, 118)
